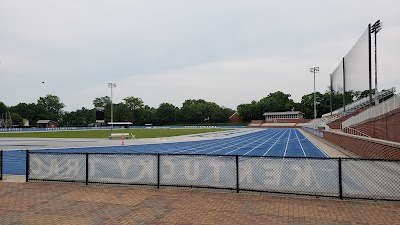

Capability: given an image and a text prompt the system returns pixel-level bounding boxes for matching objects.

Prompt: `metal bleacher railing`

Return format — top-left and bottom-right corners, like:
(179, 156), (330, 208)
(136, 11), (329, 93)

(304, 88), (396, 130)
(341, 93), (400, 129)
(322, 87), (396, 118)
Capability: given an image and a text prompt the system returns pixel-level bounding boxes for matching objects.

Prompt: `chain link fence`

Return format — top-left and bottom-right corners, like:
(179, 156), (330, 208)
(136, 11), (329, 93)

(0, 150), (3, 180)
(26, 151), (400, 200)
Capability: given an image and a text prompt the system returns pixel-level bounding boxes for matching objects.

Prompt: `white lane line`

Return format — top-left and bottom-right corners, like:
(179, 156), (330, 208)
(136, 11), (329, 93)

(294, 129), (306, 157)
(263, 129), (288, 156)
(209, 129), (282, 155)
(241, 129), (285, 156)
(283, 129), (291, 157)
(222, 129), (282, 155)
(200, 130), (274, 154)
(179, 129), (272, 154)
(297, 129), (329, 157)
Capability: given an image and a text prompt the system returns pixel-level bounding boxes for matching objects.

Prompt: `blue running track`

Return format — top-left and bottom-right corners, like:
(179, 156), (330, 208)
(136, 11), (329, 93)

(2, 128), (328, 175)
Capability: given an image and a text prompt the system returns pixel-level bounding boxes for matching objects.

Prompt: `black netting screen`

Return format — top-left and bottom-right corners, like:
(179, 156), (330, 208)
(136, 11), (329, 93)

(88, 154), (157, 185)
(26, 152), (400, 201)
(160, 155), (236, 189)
(239, 157), (339, 197)
(342, 159), (400, 200)
(28, 152), (86, 182)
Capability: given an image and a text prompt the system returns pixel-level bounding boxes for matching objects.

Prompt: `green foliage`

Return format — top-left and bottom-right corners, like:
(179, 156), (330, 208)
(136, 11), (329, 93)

(3, 88), (376, 127)
(0, 101), (7, 115)
(156, 103), (178, 125)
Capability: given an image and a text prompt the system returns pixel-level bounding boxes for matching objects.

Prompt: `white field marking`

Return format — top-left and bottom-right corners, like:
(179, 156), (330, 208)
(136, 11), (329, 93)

(283, 129), (292, 157)
(174, 129), (270, 154)
(263, 129), (289, 156)
(217, 129), (284, 155)
(294, 129), (306, 157)
(241, 129), (286, 156)
(194, 129), (282, 155)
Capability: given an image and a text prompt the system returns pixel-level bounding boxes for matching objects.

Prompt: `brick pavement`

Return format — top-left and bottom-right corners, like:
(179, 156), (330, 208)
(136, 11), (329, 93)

(0, 182), (399, 225)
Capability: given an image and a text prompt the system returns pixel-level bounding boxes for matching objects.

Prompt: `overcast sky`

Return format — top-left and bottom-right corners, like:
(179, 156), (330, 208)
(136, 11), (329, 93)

(1, 0), (399, 111)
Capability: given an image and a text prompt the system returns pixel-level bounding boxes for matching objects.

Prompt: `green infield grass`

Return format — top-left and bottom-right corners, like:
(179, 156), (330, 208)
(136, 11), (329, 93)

(0, 128), (232, 139)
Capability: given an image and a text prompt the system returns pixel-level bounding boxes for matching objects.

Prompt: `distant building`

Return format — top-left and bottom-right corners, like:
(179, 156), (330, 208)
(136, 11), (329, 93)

(263, 111), (304, 121)
(229, 112), (243, 123)
(36, 120), (57, 128)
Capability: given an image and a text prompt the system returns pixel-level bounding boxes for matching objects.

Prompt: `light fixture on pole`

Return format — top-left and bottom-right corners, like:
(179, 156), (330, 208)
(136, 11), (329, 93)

(310, 67), (319, 119)
(371, 20), (382, 105)
(108, 83), (116, 132)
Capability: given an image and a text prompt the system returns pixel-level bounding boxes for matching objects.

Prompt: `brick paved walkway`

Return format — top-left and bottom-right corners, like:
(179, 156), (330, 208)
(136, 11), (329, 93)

(0, 182), (399, 225)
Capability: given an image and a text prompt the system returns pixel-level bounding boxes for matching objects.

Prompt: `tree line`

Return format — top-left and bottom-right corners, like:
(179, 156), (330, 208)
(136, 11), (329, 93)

(0, 88), (372, 127)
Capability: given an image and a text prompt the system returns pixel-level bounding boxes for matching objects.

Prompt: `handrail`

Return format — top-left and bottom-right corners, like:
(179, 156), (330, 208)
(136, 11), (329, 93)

(342, 94), (400, 128)
(322, 87), (396, 117)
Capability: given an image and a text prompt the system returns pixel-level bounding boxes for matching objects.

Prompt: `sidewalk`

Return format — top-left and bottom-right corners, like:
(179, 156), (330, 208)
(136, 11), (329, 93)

(0, 181), (399, 225)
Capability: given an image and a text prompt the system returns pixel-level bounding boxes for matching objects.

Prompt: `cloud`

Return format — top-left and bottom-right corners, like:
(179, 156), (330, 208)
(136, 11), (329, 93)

(0, 0), (399, 112)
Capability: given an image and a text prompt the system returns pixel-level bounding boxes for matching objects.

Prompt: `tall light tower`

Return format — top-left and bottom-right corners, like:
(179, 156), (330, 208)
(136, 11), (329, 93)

(310, 67), (319, 119)
(108, 82), (116, 132)
(371, 20), (382, 105)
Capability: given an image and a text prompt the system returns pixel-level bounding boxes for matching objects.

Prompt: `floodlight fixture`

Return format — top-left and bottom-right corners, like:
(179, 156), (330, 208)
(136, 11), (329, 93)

(371, 20), (382, 105)
(108, 83), (116, 132)
(310, 67), (319, 119)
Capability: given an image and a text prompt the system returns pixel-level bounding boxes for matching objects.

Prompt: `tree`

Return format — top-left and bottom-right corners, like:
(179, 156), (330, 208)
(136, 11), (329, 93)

(237, 103), (259, 121)
(0, 101), (7, 116)
(123, 97), (144, 111)
(156, 103), (178, 125)
(257, 91), (295, 114)
(37, 94), (65, 120)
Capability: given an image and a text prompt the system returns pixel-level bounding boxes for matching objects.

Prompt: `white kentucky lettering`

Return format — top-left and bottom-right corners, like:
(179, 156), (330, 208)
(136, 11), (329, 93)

(184, 160), (200, 180)
(209, 160), (225, 182)
(47, 159), (60, 176)
(30, 156), (43, 175)
(117, 159), (132, 177)
(136, 159), (154, 179)
(240, 163), (253, 184)
(162, 159), (175, 180)
(263, 164), (281, 186)
(65, 159), (81, 177)
(89, 158), (100, 176)
(292, 164), (313, 186)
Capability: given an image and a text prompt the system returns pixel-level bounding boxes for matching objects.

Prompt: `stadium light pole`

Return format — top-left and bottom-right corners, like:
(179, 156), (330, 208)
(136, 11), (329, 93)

(371, 20), (382, 105)
(310, 67), (319, 119)
(108, 83), (116, 132)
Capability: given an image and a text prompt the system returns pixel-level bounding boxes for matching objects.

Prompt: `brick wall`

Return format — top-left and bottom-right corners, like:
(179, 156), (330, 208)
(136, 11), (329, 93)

(352, 109), (400, 143)
(323, 131), (400, 160)
(229, 113), (243, 123)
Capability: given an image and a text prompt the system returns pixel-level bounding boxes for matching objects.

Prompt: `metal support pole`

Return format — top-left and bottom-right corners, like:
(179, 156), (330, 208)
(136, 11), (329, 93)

(342, 58), (346, 111)
(236, 155), (239, 193)
(310, 67), (319, 119)
(157, 153), (160, 188)
(86, 153), (89, 185)
(26, 150), (29, 182)
(374, 32), (378, 105)
(108, 83), (116, 134)
(0, 150), (3, 180)
(314, 71), (317, 119)
(330, 74), (333, 115)
(368, 24), (373, 106)
(338, 158), (343, 199)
